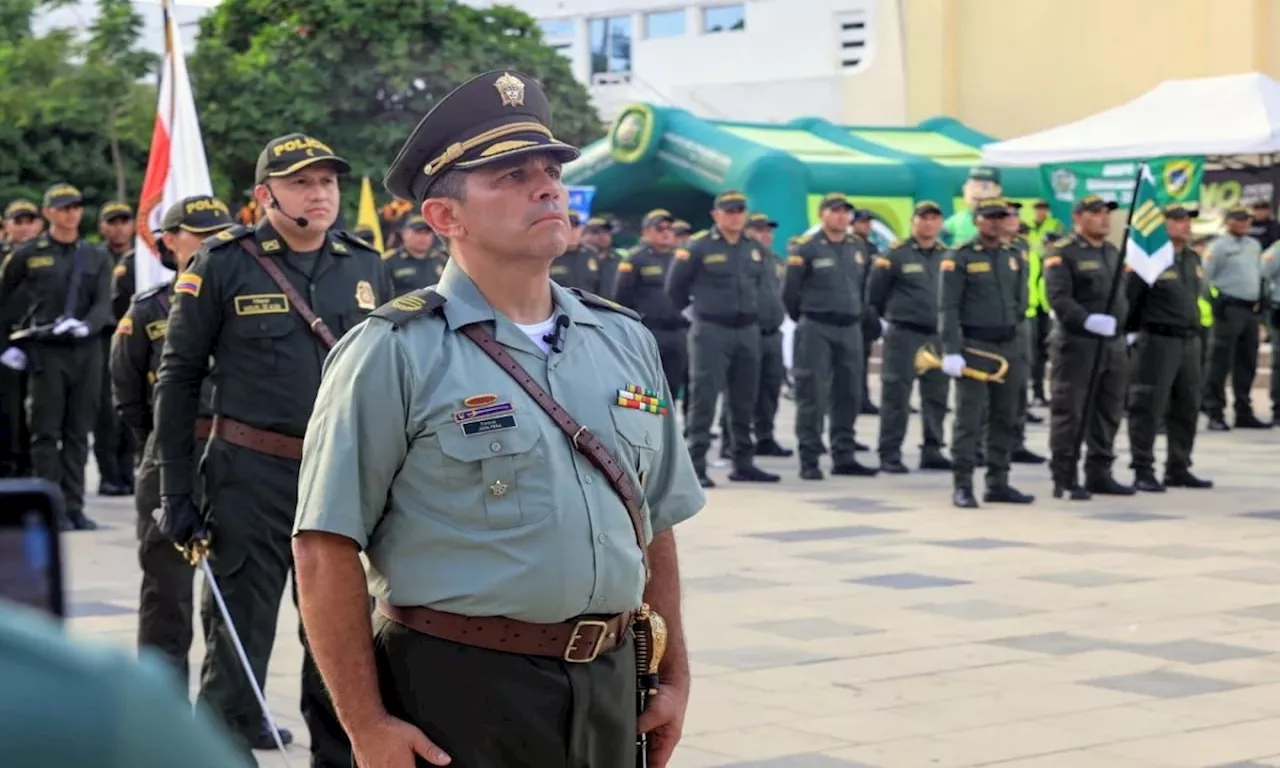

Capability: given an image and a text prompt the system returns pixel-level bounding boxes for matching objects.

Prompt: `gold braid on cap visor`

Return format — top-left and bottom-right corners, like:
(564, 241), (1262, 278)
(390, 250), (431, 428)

(422, 122), (556, 177)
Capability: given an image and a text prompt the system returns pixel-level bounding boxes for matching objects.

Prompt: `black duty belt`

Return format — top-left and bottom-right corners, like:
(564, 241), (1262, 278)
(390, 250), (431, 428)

(642, 318), (689, 332)
(1143, 323), (1198, 338)
(1221, 296), (1261, 311)
(962, 325), (1017, 343)
(891, 320), (936, 335)
(802, 311), (859, 327)
(697, 312), (758, 328)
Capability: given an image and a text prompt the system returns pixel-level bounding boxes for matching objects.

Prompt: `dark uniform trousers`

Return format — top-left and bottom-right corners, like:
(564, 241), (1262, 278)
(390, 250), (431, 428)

(688, 319), (761, 472)
(373, 616), (634, 768)
(1128, 332), (1201, 474)
(27, 339), (101, 515)
(717, 327), (785, 444)
(1048, 335), (1128, 483)
(1012, 320), (1033, 451)
(1203, 302), (1259, 417)
(0, 367), (30, 477)
(198, 439), (348, 766)
(1030, 313), (1051, 400)
(135, 428), (205, 682)
(94, 335), (134, 486)
(793, 317), (863, 466)
(952, 338), (1024, 489)
(877, 325), (948, 464)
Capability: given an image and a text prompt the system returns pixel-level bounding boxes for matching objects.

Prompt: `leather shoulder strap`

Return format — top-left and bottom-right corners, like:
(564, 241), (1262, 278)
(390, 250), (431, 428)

(240, 238), (338, 350)
(459, 322), (650, 581)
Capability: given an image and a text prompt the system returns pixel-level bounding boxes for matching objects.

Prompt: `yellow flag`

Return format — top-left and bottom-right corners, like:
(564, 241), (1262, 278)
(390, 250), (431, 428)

(357, 175), (384, 252)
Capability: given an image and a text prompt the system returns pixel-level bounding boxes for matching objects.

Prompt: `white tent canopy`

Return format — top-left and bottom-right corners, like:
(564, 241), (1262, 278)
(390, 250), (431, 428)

(982, 72), (1280, 166)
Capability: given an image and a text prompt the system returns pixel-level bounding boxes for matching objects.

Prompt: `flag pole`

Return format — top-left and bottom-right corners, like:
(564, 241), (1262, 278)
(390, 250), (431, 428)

(1067, 166), (1147, 478)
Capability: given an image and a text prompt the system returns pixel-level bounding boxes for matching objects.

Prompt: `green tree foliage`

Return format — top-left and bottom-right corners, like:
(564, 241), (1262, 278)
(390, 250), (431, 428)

(190, 0), (602, 215)
(0, 0), (157, 226)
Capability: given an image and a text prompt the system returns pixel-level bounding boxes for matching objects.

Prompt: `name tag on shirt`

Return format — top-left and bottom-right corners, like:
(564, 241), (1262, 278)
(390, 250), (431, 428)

(704, 254), (728, 265)
(145, 320), (167, 340)
(393, 267), (418, 278)
(902, 263), (924, 274)
(233, 294), (290, 316)
(1158, 269), (1178, 281)
(1078, 260), (1102, 272)
(813, 257), (835, 269)
(640, 265), (664, 277)
(454, 401), (518, 436)
(966, 262), (991, 274)
(28, 256), (54, 269)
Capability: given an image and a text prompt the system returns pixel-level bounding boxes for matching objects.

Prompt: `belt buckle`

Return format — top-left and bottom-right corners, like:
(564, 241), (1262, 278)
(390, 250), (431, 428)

(564, 619), (610, 663)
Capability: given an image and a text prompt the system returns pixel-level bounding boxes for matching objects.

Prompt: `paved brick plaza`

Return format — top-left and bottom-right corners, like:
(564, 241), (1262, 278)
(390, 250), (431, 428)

(64, 394), (1280, 767)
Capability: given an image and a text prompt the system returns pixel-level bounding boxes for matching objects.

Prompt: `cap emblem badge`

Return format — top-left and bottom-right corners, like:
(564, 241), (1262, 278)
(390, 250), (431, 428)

(494, 72), (525, 107)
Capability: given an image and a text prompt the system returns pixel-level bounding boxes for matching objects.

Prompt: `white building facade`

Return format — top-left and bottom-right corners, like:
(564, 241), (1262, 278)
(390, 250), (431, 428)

(477, 0), (910, 125)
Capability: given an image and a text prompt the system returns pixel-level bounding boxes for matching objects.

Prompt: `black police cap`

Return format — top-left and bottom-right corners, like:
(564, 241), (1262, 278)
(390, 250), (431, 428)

(159, 195), (234, 233)
(4, 199), (39, 220)
(255, 133), (351, 185)
(99, 201), (133, 221)
(401, 213), (432, 231)
(384, 71), (580, 203)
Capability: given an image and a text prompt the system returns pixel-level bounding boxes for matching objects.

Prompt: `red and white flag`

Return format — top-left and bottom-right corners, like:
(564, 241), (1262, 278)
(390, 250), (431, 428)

(134, 0), (213, 292)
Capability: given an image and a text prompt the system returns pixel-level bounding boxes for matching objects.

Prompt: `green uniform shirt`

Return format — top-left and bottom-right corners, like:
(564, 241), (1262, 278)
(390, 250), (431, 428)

(867, 237), (946, 330)
(1262, 243), (1280, 302)
(154, 221), (392, 496)
(549, 244), (601, 293)
(782, 231), (870, 321)
(294, 261), (705, 622)
(665, 227), (767, 318)
(757, 247), (786, 333)
(938, 237), (1026, 355)
(1043, 234), (1129, 334)
(0, 234), (115, 334)
(1206, 234), (1263, 301)
(1125, 246), (1203, 331)
(382, 246), (445, 298)
(0, 605), (250, 768)
(611, 244), (687, 328)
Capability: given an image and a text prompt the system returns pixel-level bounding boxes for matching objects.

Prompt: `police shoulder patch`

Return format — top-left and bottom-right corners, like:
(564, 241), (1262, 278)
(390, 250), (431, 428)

(369, 289), (446, 329)
(568, 288), (641, 321)
(206, 225), (253, 250)
(381, 248), (398, 261)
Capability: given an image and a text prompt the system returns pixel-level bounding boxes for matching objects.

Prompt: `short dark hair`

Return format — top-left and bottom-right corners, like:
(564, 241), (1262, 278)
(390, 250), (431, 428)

(429, 169), (469, 202)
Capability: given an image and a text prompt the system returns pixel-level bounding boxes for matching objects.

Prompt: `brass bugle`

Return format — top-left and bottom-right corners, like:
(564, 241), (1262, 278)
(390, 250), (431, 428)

(914, 341), (1009, 383)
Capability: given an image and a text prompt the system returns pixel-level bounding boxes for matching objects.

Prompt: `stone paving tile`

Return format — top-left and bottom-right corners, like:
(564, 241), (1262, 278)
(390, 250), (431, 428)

(1082, 669), (1245, 698)
(1239, 510), (1280, 521)
(1024, 570), (1149, 588)
(909, 599), (1039, 621)
(750, 525), (901, 543)
(846, 572), (971, 589)
(57, 397), (1280, 767)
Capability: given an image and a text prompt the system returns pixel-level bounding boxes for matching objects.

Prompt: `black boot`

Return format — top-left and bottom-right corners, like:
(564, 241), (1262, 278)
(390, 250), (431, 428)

(831, 459), (879, 477)
(1025, 411), (1045, 424)
(919, 452), (953, 471)
(1207, 415), (1230, 431)
(755, 438), (794, 458)
(880, 458), (910, 474)
(251, 722), (294, 751)
(68, 511), (99, 531)
(1235, 412), (1273, 429)
(1085, 474), (1136, 496)
(984, 484), (1035, 504)
(1165, 470), (1213, 489)
(799, 464), (824, 480)
(1133, 470), (1166, 493)
(952, 487), (979, 508)
(1011, 447), (1047, 464)
(853, 440), (869, 452)
(729, 464), (781, 483)
(860, 401), (880, 416)
(1052, 481), (1092, 501)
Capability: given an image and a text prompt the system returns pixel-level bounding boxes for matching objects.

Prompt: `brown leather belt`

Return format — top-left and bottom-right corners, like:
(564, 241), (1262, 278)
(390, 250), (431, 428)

(211, 415), (303, 460)
(377, 602), (632, 663)
(194, 417), (213, 440)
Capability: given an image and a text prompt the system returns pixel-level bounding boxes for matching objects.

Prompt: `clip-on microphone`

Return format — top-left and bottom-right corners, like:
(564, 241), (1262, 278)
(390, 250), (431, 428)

(543, 315), (570, 353)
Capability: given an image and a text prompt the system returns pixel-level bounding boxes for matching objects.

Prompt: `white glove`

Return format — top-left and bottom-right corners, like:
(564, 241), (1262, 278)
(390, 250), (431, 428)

(1083, 313), (1117, 338)
(879, 318), (890, 334)
(52, 318), (90, 338)
(1125, 332), (1138, 347)
(0, 347), (26, 371)
(941, 354), (966, 378)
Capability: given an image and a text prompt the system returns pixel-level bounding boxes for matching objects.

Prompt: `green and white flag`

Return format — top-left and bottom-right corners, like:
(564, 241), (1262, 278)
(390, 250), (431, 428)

(1125, 165), (1176, 286)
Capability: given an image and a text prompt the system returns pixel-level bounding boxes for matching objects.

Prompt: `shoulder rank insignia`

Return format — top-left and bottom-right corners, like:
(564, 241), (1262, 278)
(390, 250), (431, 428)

(334, 229), (378, 252)
(568, 288), (641, 321)
(369, 289), (446, 329)
(206, 225), (252, 249)
(381, 248), (398, 261)
(689, 231), (710, 243)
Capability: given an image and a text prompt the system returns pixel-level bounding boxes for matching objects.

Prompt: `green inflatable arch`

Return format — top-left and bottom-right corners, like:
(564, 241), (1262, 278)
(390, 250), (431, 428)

(563, 104), (1041, 244)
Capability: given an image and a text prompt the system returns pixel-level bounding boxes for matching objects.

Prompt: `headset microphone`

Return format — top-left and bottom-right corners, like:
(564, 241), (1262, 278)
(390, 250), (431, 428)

(265, 184), (309, 229)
